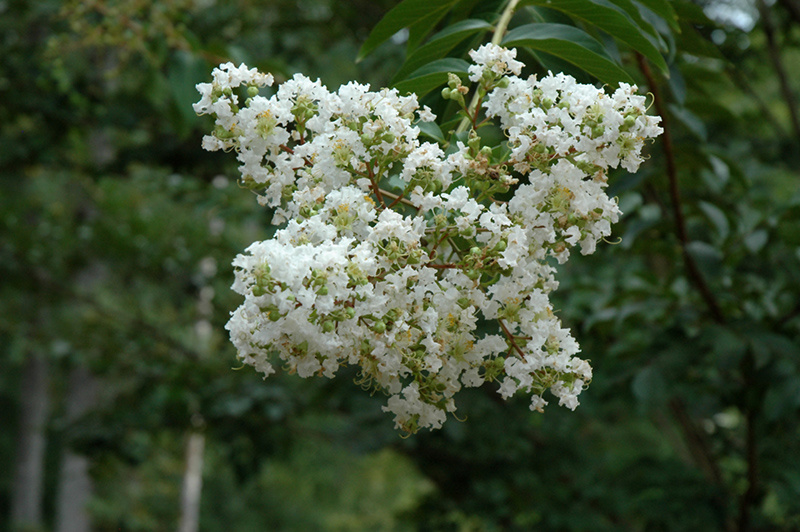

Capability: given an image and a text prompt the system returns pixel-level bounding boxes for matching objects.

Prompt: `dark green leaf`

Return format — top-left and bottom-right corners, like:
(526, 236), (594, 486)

(634, 0), (680, 31)
(393, 19), (492, 83)
(502, 23), (634, 85)
(685, 241), (722, 279)
(416, 120), (446, 144)
(632, 365), (667, 408)
(357, 0), (459, 61)
(744, 229), (768, 253)
(698, 201), (729, 241)
(667, 62), (686, 104)
(522, 0), (668, 74)
(676, 22), (724, 59)
(393, 58), (470, 98)
(605, 0), (660, 36)
(406, 7), (454, 53)
(668, 104), (707, 141)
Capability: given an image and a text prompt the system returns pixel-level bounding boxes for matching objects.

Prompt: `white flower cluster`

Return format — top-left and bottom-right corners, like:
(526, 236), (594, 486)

(195, 45), (662, 434)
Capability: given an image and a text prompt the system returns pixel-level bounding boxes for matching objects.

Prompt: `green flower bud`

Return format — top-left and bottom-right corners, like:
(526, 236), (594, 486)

(623, 115), (636, 131)
(316, 285), (329, 296)
(470, 246), (482, 256)
(457, 297), (471, 309)
(346, 307), (356, 319)
(441, 87), (452, 100)
(372, 320), (386, 333)
(322, 320), (335, 333)
(494, 240), (507, 252)
(252, 285), (266, 297)
(269, 310), (281, 322)
(447, 73), (461, 89)
(468, 134), (481, 153)
(247, 86), (259, 97)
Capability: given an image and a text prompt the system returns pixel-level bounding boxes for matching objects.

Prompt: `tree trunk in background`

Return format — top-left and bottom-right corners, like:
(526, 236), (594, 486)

(178, 430), (206, 532)
(55, 366), (98, 532)
(11, 354), (50, 529)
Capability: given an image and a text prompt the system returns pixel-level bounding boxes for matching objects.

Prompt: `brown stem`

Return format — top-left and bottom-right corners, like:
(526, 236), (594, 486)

(638, 55), (765, 532)
(636, 54), (725, 324)
(757, 0), (800, 142)
(367, 163), (385, 206)
(498, 319), (527, 360)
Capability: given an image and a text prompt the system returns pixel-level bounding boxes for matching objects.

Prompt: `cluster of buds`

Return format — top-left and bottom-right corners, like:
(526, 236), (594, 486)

(194, 44), (662, 433)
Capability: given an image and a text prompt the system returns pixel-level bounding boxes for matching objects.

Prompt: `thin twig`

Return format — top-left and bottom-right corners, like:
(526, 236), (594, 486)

(757, 0), (800, 143)
(638, 55), (766, 532)
(636, 54), (725, 324)
(498, 319), (527, 360)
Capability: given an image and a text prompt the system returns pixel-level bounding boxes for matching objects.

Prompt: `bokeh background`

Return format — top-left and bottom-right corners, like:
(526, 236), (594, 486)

(2, 0), (800, 530)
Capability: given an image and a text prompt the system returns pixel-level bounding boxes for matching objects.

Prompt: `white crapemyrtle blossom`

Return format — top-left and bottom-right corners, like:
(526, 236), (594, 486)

(195, 46), (662, 434)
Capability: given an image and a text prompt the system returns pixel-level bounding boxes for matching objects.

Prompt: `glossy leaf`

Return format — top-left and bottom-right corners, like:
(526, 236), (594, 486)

(416, 120), (446, 144)
(357, 0), (459, 61)
(604, 0), (660, 36)
(522, 0), (668, 74)
(634, 0), (680, 32)
(392, 58), (470, 98)
(393, 19), (492, 83)
(502, 23), (634, 85)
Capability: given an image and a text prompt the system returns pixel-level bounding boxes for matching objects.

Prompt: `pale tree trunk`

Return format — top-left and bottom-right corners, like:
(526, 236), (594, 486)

(178, 430), (206, 532)
(55, 366), (98, 532)
(11, 354), (50, 530)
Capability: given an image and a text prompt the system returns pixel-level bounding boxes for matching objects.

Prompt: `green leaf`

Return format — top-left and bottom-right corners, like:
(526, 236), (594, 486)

(406, 7), (454, 53)
(685, 241), (722, 279)
(522, 0), (668, 75)
(357, 0), (458, 61)
(668, 104), (707, 141)
(744, 229), (768, 253)
(393, 19), (492, 83)
(502, 23), (634, 86)
(676, 22), (724, 59)
(634, 0), (680, 32)
(698, 201), (730, 241)
(416, 121), (446, 144)
(393, 58), (470, 98)
(168, 51), (209, 136)
(632, 365), (667, 408)
(604, 0), (660, 36)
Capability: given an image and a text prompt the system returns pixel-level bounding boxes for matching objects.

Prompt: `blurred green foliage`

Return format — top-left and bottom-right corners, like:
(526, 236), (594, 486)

(2, 0), (800, 530)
